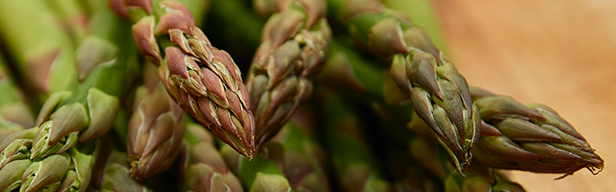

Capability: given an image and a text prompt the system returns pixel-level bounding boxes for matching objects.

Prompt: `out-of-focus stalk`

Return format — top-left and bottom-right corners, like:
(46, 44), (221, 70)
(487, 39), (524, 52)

(221, 142), (293, 192)
(127, 84), (185, 180)
(0, 0), (77, 106)
(126, 60), (185, 180)
(321, 92), (392, 192)
(246, 0), (332, 151)
(45, 0), (90, 45)
(327, 0), (480, 172)
(182, 123), (243, 192)
(110, 0), (256, 159)
(0, 3), (139, 191)
(25, 4), (139, 160)
(100, 151), (153, 192)
(271, 116), (330, 191)
(403, 115), (526, 192)
(470, 87), (603, 176)
(0, 56), (35, 142)
(221, 113), (329, 192)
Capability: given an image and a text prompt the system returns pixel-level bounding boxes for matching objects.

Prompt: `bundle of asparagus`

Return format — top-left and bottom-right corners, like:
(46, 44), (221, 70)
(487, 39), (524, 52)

(0, 0), (604, 191)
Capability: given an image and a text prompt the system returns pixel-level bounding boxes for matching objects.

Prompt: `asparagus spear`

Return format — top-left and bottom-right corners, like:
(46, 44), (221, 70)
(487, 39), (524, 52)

(44, 0), (90, 45)
(0, 0), (77, 106)
(0, 128), (99, 192)
(0, 1), (136, 190)
(322, 39), (602, 177)
(321, 92), (392, 192)
(221, 143), (293, 192)
(24, 3), (139, 160)
(127, 84), (185, 180)
(221, 117), (329, 192)
(182, 123), (243, 192)
(0, 57), (35, 142)
(327, 0), (480, 172)
(100, 151), (153, 192)
(272, 114), (330, 191)
(246, 0), (332, 151)
(110, 0), (256, 158)
(403, 114), (526, 192)
(470, 87), (604, 176)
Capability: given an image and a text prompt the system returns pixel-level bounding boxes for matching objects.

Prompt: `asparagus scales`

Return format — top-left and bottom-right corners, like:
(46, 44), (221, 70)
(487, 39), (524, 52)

(469, 87), (603, 176)
(127, 83), (185, 180)
(321, 92), (392, 192)
(0, 0), (78, 107)
(110, 0), (256, 158)
(182, 123), (243, 192)
(246, 0), (332, 150)
(0, 1), (139, 190)
(327, 0), (480, 172)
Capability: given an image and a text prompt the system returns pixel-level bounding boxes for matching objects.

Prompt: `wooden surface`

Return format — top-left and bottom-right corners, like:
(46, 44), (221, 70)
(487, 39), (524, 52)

(432, 0), (616, 191)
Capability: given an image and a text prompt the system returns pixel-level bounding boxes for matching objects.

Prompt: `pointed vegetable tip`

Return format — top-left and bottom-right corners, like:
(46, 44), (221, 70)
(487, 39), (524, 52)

(471, 88), (604, 175)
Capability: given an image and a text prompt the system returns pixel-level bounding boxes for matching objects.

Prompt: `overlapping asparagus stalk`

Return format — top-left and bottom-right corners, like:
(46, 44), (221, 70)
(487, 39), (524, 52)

(181, 123), (243, 192)
(110, 0), (256, 158)
(25, 5), (137, 161)
(321, 93), (391, 192)
(100, 151), (153, 191)
(401, 115), (525, 192)
(323, 39), (603, 178)
(0, 2), (139, 191)
(246, 0), (332, 150)
(127, 83), (185, 180)
(220, 122), (329, 191)
(0, 0), (78, 105)
(221, 143), (293, 192)
(0, 61), (34, 142)
(470, 87), (604, 176)
(327, 0), (480, 171)
(44, 0), (90, 45)
(0, 131), (99, 192)
(271, 110), (330, 192)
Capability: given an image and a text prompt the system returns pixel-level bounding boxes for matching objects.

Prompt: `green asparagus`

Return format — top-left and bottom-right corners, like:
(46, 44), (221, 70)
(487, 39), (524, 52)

(182, 123), (243, 192)
(221, 143), (293, 192)
(246, 0), (332, 150)
(111, 0), (256, 158)
(0, 0), (77, 106)
(321, 92), (392, 192)
(327, 0), (480, 172)
(127, 84), (185, 180)
(470, 87), (604, 176)
(0, 59), (34, 142)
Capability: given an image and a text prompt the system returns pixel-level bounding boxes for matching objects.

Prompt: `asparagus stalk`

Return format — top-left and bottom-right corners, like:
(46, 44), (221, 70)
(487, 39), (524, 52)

(378, 104), (524, 192)
(469, 87), (604, 176)
(127, 84), (185, 180)
(0, 0), (77, 105)
(0, 58), (35, 142)
(100, 151), (153, 191)
(221, 143), (293, 192)
(182, 123), (243, 192)
(221, 118), (329, 192)
(321, 92), (392, 192)
(0, 129), (99, 192)
(327, 0), (480, 172)
(25, 4), (139, 160)
(271, 117), (330, 191)
(246, 0), (332, 150)
(323, 40), (602, 177)
(0, 2), (137, 191)
(110, 0), (256, 158)
(44, 0), (90, 45)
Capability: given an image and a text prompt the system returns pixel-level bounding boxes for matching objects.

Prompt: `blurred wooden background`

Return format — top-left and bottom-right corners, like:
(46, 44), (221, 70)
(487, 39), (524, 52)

(430, 0), (616, 191)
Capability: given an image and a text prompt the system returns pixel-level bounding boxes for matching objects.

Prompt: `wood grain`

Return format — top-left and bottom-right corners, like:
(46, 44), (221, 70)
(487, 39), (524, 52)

(432, 0), (616, 191)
